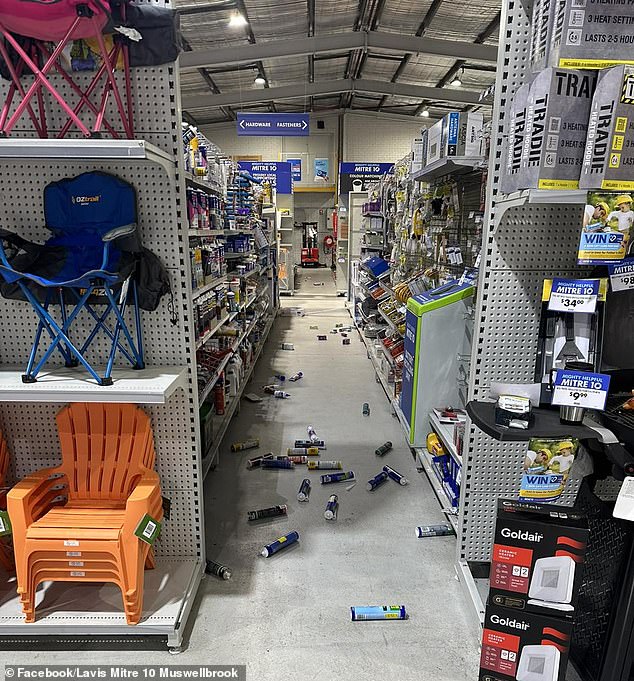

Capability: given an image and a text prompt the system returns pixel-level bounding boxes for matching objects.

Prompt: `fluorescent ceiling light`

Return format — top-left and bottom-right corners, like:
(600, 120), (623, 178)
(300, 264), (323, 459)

(228, 13), (247, 27)
(450, 76), (462, 87)
(254, 75), (266, 86)
(419, 109), (430, 117)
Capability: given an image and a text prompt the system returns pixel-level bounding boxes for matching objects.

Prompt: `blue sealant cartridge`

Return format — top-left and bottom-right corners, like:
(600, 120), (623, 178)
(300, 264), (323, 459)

(383, 464), (408, 486)
(320, 471), (355, 484)
(367, 471), (389, 491)
(260, 531), (300, 557)
(261, 458), (295, 470)
(416, 525), (455, 537)
(324, 494), (338, 520)
(297, 478), (311, 501)
(295, 439), (326, 450)
(350, 605), (407, 621)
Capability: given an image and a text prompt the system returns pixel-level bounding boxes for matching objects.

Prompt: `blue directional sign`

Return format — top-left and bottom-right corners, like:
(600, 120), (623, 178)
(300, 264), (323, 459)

(237, 161), (293, 194)
(237, 113), (310, 137)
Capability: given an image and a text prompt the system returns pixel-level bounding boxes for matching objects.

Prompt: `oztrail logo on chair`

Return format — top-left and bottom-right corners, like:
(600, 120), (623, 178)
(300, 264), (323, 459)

(72, 195), (102, 205)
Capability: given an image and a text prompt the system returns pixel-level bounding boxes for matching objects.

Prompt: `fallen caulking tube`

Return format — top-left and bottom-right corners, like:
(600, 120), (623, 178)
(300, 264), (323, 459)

(297, 478), (311, 502)
(307, 425), (318, 442)
(383, 464), (408, 486)
(247, 505), (288, 521)
(288, 447), (319, 456)
(274, 391), (291, 399)
(416, 525), (455, 538)
(324, 494), (338, 520)
(367, 471), (389, 491)
(205, 560), (232, 580)
(295, 439), (326, 449)
(247, 453), (275, 469)
(285, 455), (308, 465)
(320, 471), (355, 484)
(289, 372), (303, 382)
(260, 531), (300, 557)
(308, 460), (343, 470)
(231, 438), (260, 452)
(375, 441), (393, 457)
(350, 606), (407, 621)
(261, 458), (295, 469)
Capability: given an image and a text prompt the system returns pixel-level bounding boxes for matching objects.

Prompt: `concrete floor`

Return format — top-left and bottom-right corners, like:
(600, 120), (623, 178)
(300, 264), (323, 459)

(3, 270), (482, 677)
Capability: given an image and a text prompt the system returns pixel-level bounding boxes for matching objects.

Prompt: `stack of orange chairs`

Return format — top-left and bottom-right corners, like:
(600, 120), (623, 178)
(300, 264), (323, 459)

(0, 430), (12, 571)
(7, 403), (163, 625)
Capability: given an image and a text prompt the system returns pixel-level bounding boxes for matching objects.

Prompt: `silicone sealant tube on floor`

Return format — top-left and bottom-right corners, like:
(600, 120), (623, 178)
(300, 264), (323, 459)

(231, 438), (260, 452)
(415, 525), (455, 537)
(247, 505), (288, 521)
(274, 391), (291, 399)
(295, 439), (326, 449)
(324, 494), (338, 520)
(320, 471), (355, 484)
(375, 441), (393, 457)
(350, 606), (407, 621)
(205, 560), (232, 580)
(247, 453), (275, 469)
(297, 478), (311, 501)
(289, 372), (303, 381)
(285, 455), (308, 464)
(287, 447), (319, 456)
(383, 464), (408, 486)
(260, 531), (300, 557)
(307, 425), (318, 442)
(367, 471), (389, 491)
(281, 343), (295, 350)
(363, 403), (370, 416)
(261, 458), (295, 470)
(308, 460), (343, 470)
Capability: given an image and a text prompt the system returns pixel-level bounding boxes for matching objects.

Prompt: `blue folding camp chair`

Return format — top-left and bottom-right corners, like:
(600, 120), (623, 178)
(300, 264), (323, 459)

(0, 171), (144, 386)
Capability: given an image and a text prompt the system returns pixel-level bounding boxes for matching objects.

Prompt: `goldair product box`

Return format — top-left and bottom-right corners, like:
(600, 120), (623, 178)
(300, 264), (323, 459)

(441, 111), (484, 158)
(580, 65), (634, 190)
(480, 604), (573, 681)
(549, 0), (634, 70)
(426, 120), (444, 165)
(501, 83), (531, 194)
(489, 499), (588, 618)
(520, 68), (597, 190)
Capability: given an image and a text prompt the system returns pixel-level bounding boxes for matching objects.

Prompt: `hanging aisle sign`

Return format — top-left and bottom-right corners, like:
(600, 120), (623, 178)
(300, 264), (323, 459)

(237, 161), (293, 194)
(339, 163), (394, 194)
(237, 113), (310, 137)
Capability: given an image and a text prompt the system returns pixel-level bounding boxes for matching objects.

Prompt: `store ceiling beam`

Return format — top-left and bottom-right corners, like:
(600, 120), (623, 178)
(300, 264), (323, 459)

(178, 1), (236, 15)
(182, 78), (487, 110)
(179, 32), (498, 71)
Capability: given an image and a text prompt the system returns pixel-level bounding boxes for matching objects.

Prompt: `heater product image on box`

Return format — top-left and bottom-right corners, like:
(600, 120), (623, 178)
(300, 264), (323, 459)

(517, 645), (560, 681)
(527, 556), (575, 612)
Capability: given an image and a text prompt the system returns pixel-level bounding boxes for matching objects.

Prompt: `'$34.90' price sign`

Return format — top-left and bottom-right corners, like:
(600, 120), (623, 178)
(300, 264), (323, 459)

(548, 278), (599, 313)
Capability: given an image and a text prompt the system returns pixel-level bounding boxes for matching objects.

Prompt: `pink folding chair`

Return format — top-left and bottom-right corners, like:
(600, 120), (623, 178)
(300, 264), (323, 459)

(0, 0), (134, 138)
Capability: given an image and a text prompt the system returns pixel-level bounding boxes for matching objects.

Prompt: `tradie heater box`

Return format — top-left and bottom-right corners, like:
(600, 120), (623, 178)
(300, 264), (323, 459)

(399, 280), (473, 448)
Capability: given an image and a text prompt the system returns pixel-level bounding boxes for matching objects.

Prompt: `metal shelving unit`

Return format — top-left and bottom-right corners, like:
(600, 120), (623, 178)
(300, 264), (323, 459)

(429, 412), (462, 465)
(412, 156), (486, 183)
(192, 274), (227, 300)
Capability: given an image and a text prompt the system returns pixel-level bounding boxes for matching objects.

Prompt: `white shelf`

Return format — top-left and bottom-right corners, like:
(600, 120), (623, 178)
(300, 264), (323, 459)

(192, 274), (226, 300)
(225, 250), (255, 259)
(429, 411), (462, 465)
(185, 172), (224, 195)
(0, 139), (173, 164)
(417, 448), (459, 533)
(0, 558), (202, 645)
(412, 156), (485, 182)
(0, 366), (187, 404)
(196, 310), (239, 350)
(188, 229), (224, 238)
(495, 188), (585, 208)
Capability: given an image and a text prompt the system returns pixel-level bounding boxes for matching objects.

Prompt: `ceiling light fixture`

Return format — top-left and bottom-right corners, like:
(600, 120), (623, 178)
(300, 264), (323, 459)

(450, 68), (464, 88)
(228, 13), (247, 27)
(254, 75), (266, 86)
(419, 108), (430, 118)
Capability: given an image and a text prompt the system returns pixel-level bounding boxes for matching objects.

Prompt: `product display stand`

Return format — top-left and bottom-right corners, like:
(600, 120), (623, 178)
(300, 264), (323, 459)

(0, 0), (238, 651)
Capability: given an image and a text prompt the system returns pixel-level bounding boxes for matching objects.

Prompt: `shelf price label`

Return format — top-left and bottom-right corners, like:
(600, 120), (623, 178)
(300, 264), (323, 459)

(552, 369), (611, 410)
(548, 278), (599, 313)
(608, 258), (634, 292)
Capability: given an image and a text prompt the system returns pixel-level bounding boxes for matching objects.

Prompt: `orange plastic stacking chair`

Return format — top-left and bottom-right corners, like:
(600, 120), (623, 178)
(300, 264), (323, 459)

(0, 430), (12, 571)
(7, 403), (163, 625)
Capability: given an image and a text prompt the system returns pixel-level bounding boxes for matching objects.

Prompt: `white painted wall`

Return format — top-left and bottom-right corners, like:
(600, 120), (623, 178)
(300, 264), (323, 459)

(342, 113), (425, 164)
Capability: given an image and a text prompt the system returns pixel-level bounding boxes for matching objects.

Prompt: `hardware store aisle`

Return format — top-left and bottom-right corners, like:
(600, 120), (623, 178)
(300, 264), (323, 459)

(198, 289), (480, 679)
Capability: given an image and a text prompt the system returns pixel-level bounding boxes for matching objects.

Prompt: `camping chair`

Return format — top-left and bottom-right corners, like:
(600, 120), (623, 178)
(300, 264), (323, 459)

(0, 430), (12, 571)
(0, 0), (134, 138)
(7, 403), (163, 624)
(0, 171), (145, 386)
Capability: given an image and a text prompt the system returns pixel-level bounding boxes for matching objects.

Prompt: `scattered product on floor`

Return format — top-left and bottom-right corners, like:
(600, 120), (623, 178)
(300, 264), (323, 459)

(320, 471), (355, 484)
(247, 505), (288, 521)
(297, 478), (311, 501)
(263, 384), (280, 394)
(308, 460), (342, 470)
(274, 374), (286, 382)
(260, 531), (300, 557)
(363, 403), (370, 416)
(289, 371), (303, 381)
(335, 323), (343, 328)
(350, 606), (408, 621)
(310, 325), (318, 329)
(274, 390), (291, 399)
(416, 525), (456, 538)
(205, 560), (232, 580)
(231, 438), (260, 452)
(261, 458), (295, 469)
(330, 329), (339, 334)
(313, 282), (324, 286)
(317, 335), (327, 340)
(343, 338), (351, 345)
(324, 494), (338, 520)
(281, 343), (295, 350)
(244, 393), (263, 403)
(295, 439), (326, 449)
(287, 455), (308, 464)
(247, 453), (275, 469)
(383, 464), (408, 485)
(288, 446), (319, 456)
(307, 425), (318, 442)
(367, 471), (389, 491)
(375, 441), (393, 457)
(346, 482), (357, 491)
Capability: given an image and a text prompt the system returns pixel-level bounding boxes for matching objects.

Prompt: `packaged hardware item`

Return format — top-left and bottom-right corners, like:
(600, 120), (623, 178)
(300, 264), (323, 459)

(480, 603), (574, 681)
(501, 83), (531, 195)
(521, 68), (597, 190)
(520, 438), (580, 503)
(495, 395), (532, 429)
(549, 0), (634, 70)
(489, 499), (588, 618)
(440, 112), (484, 158)
(580, 66), (634, 191)
(578, 191), (632, 263)
(350, 605), (407, 621)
